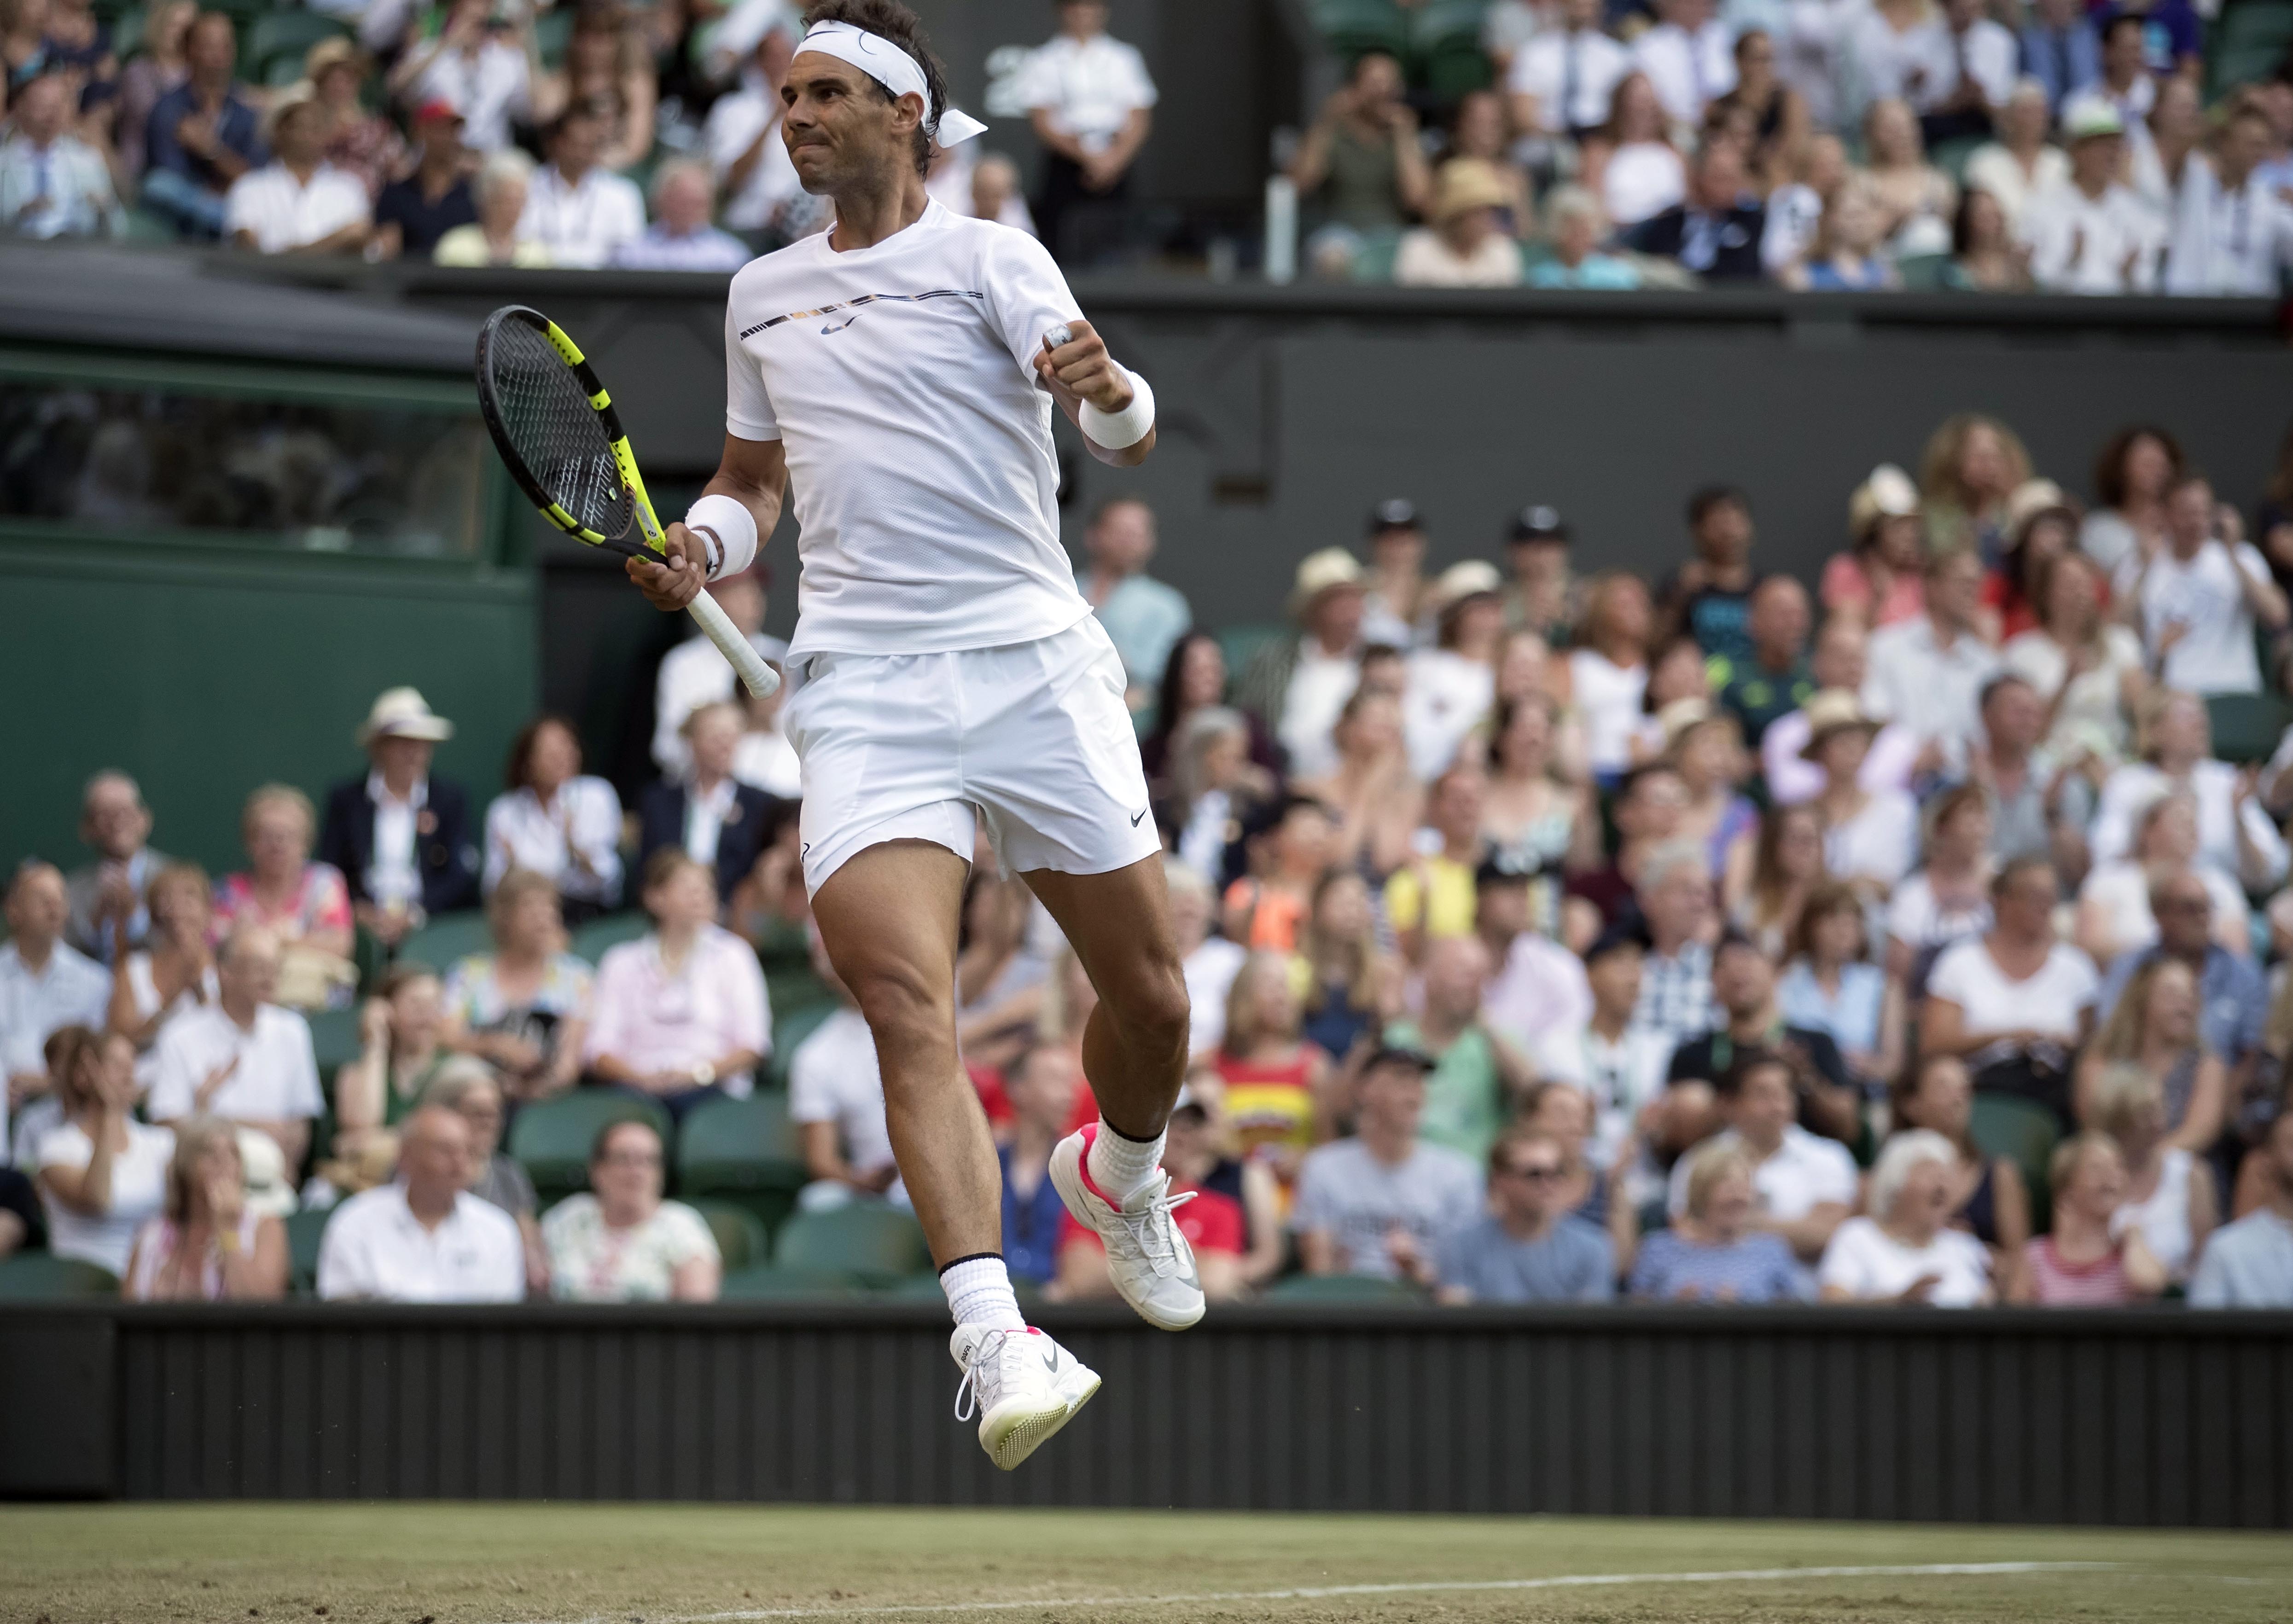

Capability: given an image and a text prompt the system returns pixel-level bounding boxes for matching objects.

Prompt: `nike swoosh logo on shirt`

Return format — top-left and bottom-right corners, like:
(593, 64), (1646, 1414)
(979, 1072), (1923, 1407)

(1130, 808), (1147, 826)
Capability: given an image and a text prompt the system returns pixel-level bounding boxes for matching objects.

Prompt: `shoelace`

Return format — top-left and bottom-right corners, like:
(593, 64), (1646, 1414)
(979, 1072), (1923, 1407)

(1112, 1183), (1196, 1278)
(953, 1329), (1012, 1423)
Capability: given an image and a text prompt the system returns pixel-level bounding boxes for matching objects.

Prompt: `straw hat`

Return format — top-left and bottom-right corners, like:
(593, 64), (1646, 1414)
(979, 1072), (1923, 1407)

(1798, 689), (1880, 759)
(1848, 464), (1919, 542)
(1431, 158), (1512, 224)
(2006, 477), (2078, 540)
(1289, 547), (1366, 617)
(1426, 558), (1504, 619)
(356, 687), (455, 747)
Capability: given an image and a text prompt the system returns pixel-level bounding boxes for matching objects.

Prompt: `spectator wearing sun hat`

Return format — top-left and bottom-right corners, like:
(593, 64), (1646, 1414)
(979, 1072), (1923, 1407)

(1406, 560), (1508, 779)
(373, 100), (477, 258)
(1396, 159), (1526, 288)
(1821, 465), (1927, 631)
(2021, 96), (2167, 294)
(306, 36), (402, 200)
(223, 89), (370, 255)
(1240, 548), (1368, 780)
(318, 689), (480, 948)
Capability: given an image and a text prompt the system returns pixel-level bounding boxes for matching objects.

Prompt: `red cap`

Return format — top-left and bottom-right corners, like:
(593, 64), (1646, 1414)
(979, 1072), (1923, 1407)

(413, 99), (465, 126)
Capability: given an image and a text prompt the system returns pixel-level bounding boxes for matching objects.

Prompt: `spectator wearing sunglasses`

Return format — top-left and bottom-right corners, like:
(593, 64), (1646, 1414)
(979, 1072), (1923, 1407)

(1437, 1126), (1616, 1304)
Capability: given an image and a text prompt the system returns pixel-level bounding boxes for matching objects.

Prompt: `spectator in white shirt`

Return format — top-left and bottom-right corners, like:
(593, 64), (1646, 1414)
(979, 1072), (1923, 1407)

(35, 1029), (174, 1278)
(652, 567), (787, 773)
(223, 91), (370, 255)
(1024, 0), (1156, 262)
(0, 72), (117, 238)
(392, 0), (535, 153)
(2, 862), (112, 1160)
(1166, 860), (1244, 1057)
(1634, 0), (1737, 129)
(706, 23), (808, 236)
(1920, 0), (2016, 145)
(789, 940), (903, 1211)
(612, 159), (752, 270)
(542, 1118), (720, 1300)
(317, 1104), (524, 1301)
(146, 926), (325, 1170)
(1665, 1048), (1857, 1262)
(1844, 0), (1955, 123)
(519, 107), (645, 268)
(1507, 0), (1632, 140)
(2022, 97), (2166, 294)
(1964, 79), (2070, 234)
(1533, 927), (1671, 1172)
(1921, 857), (2099, 1106)
(2167, 105), (2293, 297)
(2094, 689), (2287, 893)
(2123, 472), (2290, 698)
(483, 714), (624, 918)
(1862, 546), (1999, 780)
(1585, 71), (1687, 230)
(1817, 1128), (1994, 1305)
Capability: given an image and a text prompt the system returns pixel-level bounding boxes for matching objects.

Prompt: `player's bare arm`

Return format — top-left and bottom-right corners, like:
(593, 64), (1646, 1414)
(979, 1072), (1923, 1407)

(628, 433), (789, 611)
(1034, 317), (1158, 468)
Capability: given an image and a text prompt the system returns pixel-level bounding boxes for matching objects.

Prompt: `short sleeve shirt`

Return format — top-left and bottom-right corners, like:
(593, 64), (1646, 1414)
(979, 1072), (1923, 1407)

(786, 1006), (896, 1180)
(542, 1194), (719, 1302)
(1817, 1215), (1991, 1306)
(1926, 937), (2098, 1046)
(723, 202), (1095, 660)
(1290, 1137), (1484, 1280)
(1436, 1213), (1615, 1303)
(145, 1004), (324, 1125)
(1021, 32), (1158, 151)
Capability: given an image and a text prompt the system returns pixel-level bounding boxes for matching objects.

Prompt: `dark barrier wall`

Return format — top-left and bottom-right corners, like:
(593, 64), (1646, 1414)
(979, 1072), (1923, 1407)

(7, 1303), (2290, 1526)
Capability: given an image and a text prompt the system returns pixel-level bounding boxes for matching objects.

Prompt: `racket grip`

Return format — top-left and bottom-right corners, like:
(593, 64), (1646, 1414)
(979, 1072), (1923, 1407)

(686, 588), (781, 699)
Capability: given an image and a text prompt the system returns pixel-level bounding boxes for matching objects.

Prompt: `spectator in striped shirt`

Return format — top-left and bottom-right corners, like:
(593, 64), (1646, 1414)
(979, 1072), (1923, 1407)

(2015, 1132), (2166, 1305)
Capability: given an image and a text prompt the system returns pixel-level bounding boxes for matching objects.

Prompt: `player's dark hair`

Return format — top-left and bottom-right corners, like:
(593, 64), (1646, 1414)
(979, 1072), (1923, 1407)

(803, 0), (949, 177)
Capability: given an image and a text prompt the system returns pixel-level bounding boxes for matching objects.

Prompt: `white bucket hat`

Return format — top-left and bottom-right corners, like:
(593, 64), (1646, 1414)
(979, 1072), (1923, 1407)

(356, 686), (455, 747)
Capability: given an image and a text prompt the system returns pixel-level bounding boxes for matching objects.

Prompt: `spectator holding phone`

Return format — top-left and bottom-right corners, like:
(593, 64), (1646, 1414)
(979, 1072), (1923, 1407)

(1286, 52), (1432, 277)
(391, 0), (535, 154)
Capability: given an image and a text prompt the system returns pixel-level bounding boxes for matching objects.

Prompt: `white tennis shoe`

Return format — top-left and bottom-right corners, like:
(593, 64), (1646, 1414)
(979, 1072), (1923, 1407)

(949, 1324), (1100, 1471)
(1048, 1125), (1206, 1331)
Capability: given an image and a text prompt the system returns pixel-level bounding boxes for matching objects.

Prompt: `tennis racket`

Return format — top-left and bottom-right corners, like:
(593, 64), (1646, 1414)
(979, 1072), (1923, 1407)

(475, 304), (780, 699)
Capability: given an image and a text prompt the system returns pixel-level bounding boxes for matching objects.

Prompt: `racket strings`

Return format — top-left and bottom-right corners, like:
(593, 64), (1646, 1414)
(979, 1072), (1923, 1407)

(485, 319), (634, 539)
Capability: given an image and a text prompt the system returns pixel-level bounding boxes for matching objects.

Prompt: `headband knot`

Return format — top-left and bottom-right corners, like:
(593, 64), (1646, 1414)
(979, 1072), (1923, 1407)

(796, 20), (989, 146)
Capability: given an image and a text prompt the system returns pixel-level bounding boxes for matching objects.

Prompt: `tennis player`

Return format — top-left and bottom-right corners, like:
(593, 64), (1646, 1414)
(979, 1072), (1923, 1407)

(629, 0), (1195, 1470)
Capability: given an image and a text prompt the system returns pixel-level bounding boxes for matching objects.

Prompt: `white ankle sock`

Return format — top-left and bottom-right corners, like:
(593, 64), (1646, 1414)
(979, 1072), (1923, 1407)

(940, 1254), (1026, 1330)
(1087, 1116), (1166, 1206)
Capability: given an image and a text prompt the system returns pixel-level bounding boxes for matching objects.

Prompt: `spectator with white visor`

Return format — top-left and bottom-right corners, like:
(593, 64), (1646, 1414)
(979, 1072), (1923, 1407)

(2022, 98), (2167, 294)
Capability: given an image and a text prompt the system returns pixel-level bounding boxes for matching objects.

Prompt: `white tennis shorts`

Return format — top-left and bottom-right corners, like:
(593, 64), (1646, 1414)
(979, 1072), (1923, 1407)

(783, 615), (1160, 896)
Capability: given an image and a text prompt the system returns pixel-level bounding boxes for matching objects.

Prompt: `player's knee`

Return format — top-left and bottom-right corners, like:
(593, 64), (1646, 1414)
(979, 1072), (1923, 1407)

(1108, 963), (1191, 1059)
(844, 960), (953, 1052)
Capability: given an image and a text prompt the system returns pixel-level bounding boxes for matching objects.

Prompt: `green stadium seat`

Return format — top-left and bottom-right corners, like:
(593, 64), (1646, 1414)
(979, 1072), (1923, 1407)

(752, 915), (813, 973)
(2209, 0), (2293, 99)
(570, 910), (651, 965)
(285, 1206), (331, 1295)
(688, 1198), (771, 1272)
(305, 1005), (361, 1073)
(717, 1263), (868, 1300)
(774, 1203), (931, 1287)
(392, 910), (495, 978)
(264, 53), (308, 86)
(1214, 623), (1286, 690)
(121, 203), (177, 243)
(765, 964), (832, 1026)
(2206, 691), (2290, 765)
(1971, 1090), (2060, 1233)
(1412, 0), (1494, 96)
(0, 1252), (119, 1299)
(678, 1090), (809, 1240)
(1264, 1272), (1426, 1303)
(109, 5), (145, 59)
(247, 7), (348, 79)
(1928, 134), (1985, 186)
(766, 999), (839, 1091)
(509, 1089), (673, 1200)
(1896, 253), (1953, 291)
(1315, 0), (1408, 58)
(535, 5), (574, 67)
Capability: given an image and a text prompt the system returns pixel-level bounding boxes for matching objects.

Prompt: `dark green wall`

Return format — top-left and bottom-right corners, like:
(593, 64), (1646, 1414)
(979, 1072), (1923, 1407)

(0, 545), (535, 878)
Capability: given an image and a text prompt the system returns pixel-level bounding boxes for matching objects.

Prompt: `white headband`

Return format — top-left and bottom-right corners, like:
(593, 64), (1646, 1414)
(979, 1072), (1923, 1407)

(795, 20), (989, 146)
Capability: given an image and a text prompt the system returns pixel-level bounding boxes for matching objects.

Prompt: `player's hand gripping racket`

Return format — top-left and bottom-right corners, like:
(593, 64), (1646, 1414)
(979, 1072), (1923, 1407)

(475, 304), (780, 698)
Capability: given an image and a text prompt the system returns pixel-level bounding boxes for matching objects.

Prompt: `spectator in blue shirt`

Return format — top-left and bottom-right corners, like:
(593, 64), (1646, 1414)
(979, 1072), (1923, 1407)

(1628, 1139), (1811, 1301)
(2110, 0), (2201, 81)
(1528, 185), (1642, 289)
(141, 11), (263, 238)
(2189, 1108), (2293, 1308)
(1437, 1126), (1616, 1302)
(1080, 495), (1192, 715)
(997, 1043), (1079, 1287)
(2019, 0), (2101, 117)
(611, 160), (752, 273)
(2093, 868), (2266, 1105)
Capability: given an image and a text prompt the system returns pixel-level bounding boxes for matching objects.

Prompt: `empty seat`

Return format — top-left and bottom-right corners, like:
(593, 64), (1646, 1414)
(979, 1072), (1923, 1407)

(688, 1198), (772, 1273)
(392, 911), (495, 977)
(1263, 1272), (1425, 1303)
(570, 911), (652, 964)
(0, 1252), (119, 1299)
(285, 1206), (332, 1295)
(774, 1204), (931, 1288)
(718, 1264), (869, 1300)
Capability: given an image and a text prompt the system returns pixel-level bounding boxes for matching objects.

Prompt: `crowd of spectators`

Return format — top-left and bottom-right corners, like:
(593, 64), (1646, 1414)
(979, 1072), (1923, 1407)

(7, 406), (2293, 1311)
(1284, 0), (2293, 293)
(0, 0), (1154, 264)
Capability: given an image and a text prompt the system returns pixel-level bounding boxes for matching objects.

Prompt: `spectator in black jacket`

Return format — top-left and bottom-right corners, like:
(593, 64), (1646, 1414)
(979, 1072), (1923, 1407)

(1665, 930), (1860, 1146)
(638, 700), (780, 912)
(1625, 139), (1766, 281)
(318, 688), (481, 947)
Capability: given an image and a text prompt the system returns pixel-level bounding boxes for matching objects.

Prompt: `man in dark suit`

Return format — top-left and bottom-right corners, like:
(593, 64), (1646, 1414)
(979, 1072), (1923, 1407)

(636, 698), (784, 909)
(318, 688), (482, 947)
(1625, 140), (1766, 282)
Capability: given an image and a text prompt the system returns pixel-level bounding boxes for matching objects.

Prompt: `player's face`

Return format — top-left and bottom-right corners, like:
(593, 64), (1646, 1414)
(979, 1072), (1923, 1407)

(782, 56), (917, 194)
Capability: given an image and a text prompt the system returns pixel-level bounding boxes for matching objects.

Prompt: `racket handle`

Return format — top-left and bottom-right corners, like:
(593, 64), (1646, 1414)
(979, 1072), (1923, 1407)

(686, 588), (781, 699)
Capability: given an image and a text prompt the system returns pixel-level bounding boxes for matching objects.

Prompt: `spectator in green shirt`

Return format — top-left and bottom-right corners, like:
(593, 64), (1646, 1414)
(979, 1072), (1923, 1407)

(1385, 934), (1536, 1163)
(1719, 574), (1816, 748)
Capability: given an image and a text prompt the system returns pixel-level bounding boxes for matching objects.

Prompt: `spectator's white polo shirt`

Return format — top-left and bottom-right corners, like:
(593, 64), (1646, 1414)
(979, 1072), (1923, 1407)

(518, 162), (646, 268)
(1632, 19), (1737, 126)
(0, 939), (111, 1155)
(316, 1182), (524, 1302)
(1862, 615), (1999, 775)
(224, 162), (370, 253)
(1667, 1124), (1859, 1220)
(787, 1005), (901, 1191)
(2128, 539), (2274, 696)
(145, 1003), (324, 1126)
(1506, 27), (1632, 133)
(1021, 32), (1158, 152)
(2022, 179), (2165, 294)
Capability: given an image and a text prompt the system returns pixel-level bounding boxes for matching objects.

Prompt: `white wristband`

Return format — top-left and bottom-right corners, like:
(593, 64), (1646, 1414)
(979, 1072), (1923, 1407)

(1079, 367), (1155, 450)
(683, 493), (758, 580)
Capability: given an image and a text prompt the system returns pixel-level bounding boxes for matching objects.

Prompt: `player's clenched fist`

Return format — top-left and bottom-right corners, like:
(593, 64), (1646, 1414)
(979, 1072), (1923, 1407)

(1033, 318), (1134, 415)
(627, 522), (710, 611)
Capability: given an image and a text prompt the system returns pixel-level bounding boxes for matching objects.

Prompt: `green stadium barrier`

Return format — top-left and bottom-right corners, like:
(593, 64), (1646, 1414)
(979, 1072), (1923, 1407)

(306, 1005), (361, 1073)
(766, 999), (838, 1091)
(689, 1198), (771, 1272)
(773, 1203), (931, 1288)
(0, 1252), (119, 1299)
(1263, 1272), (1426, 1303)
(508, 1088), (672, 1201)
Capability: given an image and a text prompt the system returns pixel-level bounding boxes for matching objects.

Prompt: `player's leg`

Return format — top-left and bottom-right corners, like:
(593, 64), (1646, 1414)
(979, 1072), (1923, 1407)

(807, 836), (1100, 1469)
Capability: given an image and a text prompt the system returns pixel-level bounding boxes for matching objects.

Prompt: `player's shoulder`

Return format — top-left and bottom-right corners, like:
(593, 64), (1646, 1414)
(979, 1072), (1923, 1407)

(729, 229), (830, 301)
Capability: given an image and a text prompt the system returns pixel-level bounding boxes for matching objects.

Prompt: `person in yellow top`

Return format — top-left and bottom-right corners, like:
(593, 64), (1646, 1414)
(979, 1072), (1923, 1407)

(1383, 767), (1487, 962)
(433, 149), (555, 267)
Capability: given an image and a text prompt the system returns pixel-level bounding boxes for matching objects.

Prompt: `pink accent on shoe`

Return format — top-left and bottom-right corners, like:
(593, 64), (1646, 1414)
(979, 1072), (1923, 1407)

(1076, 1122), (1121, 1210)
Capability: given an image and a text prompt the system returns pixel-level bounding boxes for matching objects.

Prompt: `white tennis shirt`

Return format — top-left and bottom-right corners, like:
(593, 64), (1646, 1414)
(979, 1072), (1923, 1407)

(723, 200), (1095, 660)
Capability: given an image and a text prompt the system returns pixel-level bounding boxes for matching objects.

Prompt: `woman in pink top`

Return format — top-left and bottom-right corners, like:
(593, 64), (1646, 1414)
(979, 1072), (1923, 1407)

(1819, 466), (1926, 630)
(2016, 1133), (2165, 1306)
(213, 785), (355, 960)
(123, 1116), (288, 1301)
